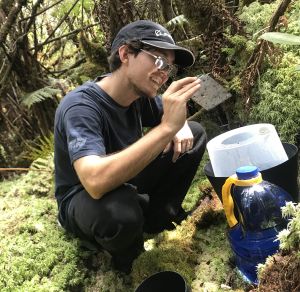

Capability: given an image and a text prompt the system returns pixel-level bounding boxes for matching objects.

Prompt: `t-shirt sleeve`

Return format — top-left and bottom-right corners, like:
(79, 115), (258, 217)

(63, 104), (106, 163)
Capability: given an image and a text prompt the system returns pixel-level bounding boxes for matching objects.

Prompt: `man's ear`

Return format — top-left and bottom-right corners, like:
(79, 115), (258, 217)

(118, 45), (129, 64)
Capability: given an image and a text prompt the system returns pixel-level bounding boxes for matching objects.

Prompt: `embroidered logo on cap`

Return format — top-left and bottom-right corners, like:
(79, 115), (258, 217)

(154, 30), (173, 41)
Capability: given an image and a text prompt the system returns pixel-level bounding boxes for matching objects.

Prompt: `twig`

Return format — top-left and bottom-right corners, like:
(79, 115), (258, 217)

(35, 0), (80, 51)
(268, 0), (292, 30)
(0, 0), (26, 44)
(0, 168), (52, 173)
(52, 57), (86, 76)
(18, 0), (65, 22)
(0, 110), (31, 148)
(240, 0), (292, 108)
(0, 55), (7, 75)
(0, 62), (13, 97)
(0, 168), (29, 171)
(24, 0), (44, 32)
(29, 22), (100, 50)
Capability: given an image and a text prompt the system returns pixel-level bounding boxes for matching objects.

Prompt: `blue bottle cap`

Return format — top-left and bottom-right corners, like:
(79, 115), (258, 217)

(236, 166), (259, 180)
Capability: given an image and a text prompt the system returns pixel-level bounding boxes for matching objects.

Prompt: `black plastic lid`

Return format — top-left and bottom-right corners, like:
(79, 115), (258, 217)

(236, 166), (259, 180)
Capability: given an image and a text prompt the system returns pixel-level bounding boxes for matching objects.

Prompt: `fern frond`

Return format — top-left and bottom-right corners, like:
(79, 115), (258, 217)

(22, 86), (61, 108)
(30, 156), (52, 170)
(166, 15), (188, 27)
(0, 144), (6, 160)
(25, 133), (54, 161)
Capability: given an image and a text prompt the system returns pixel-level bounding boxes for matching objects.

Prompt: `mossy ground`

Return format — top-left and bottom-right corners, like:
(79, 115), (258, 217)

(0, 153), (253, 291)
(0, 174), (90, 291)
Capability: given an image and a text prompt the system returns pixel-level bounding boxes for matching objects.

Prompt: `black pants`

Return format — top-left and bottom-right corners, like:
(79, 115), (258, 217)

(65, 121), (206, 260)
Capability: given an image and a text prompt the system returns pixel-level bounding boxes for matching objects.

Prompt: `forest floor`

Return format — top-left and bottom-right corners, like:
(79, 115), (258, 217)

(0, 151), (297, 291)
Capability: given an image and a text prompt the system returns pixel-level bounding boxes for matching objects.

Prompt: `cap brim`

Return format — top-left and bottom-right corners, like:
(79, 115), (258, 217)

(141, 40), (195, 68)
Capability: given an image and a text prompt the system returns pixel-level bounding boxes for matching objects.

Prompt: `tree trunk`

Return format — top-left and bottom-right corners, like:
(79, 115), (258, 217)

(159, 0), (193, 41)
(160, 0), (174, 20)
(0, 0), (57, 166)
(95, 0), (137, 51)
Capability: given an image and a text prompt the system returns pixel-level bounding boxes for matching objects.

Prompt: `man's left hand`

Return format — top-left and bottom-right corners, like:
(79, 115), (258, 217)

(163, 121), (194, 162)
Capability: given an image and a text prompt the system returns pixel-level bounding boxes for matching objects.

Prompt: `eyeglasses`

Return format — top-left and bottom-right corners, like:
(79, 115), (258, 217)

(140, 49), (178, 77)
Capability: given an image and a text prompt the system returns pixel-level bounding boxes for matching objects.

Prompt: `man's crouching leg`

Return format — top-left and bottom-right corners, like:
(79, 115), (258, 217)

(132, 121), (207, 233)
(66, 184), (145, 273)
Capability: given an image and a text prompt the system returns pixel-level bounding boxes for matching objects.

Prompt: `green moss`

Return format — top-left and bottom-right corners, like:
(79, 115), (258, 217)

(0, 160), (250, 292)
(86, 270), (130, 292)
(191, 221), (249, 291)
(0, 145), (250, 292)
(0, 175), (89, 291)
(239, 1), (279, 36)
(182, 151), (210, 211)
(192, 222), (231, 283)
(79, 32), (108, 66)
(69, 61), (106, 84)
(132, 247), (195, 289)
(249, 53), (300, 143)
(256, 203), (300, 287)
(277, 202), (300, 251)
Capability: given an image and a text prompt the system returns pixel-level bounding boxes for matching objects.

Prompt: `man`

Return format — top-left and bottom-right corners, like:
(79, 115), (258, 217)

(54, 20), (207, 273)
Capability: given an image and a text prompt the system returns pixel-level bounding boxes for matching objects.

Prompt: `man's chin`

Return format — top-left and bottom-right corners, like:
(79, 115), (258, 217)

(132, 83), (158, 98)
(144, 93), (156, 98)
(146, 87), (160, 98)
(138, 89), (157, 99)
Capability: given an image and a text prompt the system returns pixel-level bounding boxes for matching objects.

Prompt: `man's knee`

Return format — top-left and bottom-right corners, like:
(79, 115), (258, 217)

(187, 121), (207, 155)
(91, 185), (144, 251)
(106, 184), (144, 226)
(93, 211), (143, 254)
(188, 121), (207, 143)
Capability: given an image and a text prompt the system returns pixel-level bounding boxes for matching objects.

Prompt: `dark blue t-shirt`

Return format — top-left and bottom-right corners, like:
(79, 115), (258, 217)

(54, 80), (163, 222)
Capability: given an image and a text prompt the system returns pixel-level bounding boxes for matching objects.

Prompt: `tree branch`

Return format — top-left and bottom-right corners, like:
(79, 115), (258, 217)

(0, 168), (30, 171)
(35, 0), (80, 51)
(0, 109), (31, 148)
(0, 0), (27, 44)
(29, 22), (100, 50)
(0, 168), (52, 173)
(19, 0), (65, 22)
(53, 57), (86, 76)
(0, 61), (13, 97)
(268, 0), (292, 31)
(24, 0), (44, 32)
(240, 0), (292, 108)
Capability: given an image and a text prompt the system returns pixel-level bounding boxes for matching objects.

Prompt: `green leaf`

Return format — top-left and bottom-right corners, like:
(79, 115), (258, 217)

(166, 15), (187, 27)
(295, 65), (300, 71)
(21, 86), (61, 108)
(259, 32), (300, 45)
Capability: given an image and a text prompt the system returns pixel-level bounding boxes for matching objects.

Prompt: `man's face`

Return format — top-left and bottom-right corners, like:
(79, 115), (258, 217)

(127, 47), (175, 98)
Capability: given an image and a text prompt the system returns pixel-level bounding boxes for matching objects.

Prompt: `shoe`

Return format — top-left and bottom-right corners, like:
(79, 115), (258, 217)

(143, 220), (176, 234)
(112, 253), (134, 274)
(80, 239), (101, 252)
(143, 206), (192, 234)
(136, 193), (150, 212)
(112, 245), (145, 274)
(172, 208), (193, 225)
(111, 237), (145, 274)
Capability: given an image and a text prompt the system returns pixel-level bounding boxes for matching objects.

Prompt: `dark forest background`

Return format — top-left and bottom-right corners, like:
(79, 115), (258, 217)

(1, 0), (299, 170)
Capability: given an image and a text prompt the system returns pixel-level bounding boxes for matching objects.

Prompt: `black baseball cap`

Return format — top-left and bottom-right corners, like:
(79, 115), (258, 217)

(111, 20), (195, 68)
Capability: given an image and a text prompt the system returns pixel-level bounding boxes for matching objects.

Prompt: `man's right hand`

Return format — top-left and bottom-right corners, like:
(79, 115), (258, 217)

(161, 77), (200, 132)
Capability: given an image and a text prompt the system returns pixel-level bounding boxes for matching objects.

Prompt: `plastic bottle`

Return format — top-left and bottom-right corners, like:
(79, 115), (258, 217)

(222, 165), (292, 284)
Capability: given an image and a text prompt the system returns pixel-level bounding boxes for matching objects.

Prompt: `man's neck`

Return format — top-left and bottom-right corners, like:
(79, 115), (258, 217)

(96, 71), (138, 107)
